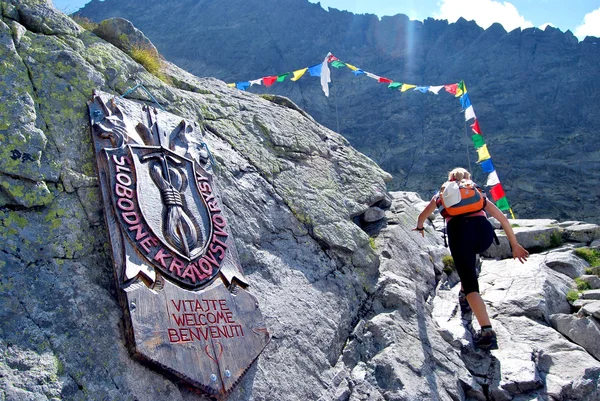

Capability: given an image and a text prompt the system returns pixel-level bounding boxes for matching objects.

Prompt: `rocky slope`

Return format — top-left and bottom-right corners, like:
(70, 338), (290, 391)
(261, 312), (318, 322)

(1, 1), (600, 400)
(76, 0), (600, 223)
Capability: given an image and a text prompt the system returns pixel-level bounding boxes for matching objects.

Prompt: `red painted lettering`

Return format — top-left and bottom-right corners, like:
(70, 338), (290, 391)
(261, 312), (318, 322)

(112, 154), (129, 166)
(153, 248), (171, 268)
(169, 257), (185, 276)
(209, 326), (220, 338)
(115, 183), (133, 198)
(212, 214), (226, 228)
(224, 312), (234, 323)
(138, 236), (156, 252)
(209, 242), (226, 261)
(116, 172), (132, 187)
(171, 314), (186, 326)
(179, 329), (190, 342)
(198, 182), (211, 193)
(171, 300), (183, 312)
(168, 328), (179, 342)
(219, 299), (229, 311)
(121, 211), (140, 225)
(198, 258), (213, 276)
(117, 197), (134, 211)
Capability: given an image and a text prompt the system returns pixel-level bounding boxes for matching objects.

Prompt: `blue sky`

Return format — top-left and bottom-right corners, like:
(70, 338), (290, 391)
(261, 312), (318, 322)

(53, 0), (600, 40)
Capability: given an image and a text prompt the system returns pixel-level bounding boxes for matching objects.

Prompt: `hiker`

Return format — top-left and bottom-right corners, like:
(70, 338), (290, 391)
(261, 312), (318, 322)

(414, 167), (529, 349)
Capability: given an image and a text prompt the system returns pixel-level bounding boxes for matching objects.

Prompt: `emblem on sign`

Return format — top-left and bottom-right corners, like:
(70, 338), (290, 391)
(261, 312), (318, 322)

(88, 90), (269, 398)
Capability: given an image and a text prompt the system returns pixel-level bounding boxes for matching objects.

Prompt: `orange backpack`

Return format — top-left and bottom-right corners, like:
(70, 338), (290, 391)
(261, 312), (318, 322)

(436, 180), (486, 218)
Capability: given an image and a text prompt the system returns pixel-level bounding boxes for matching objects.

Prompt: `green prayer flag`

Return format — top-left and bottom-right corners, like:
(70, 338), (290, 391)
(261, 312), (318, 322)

(471, 134), (485, 148)
(331, 60), (346, 68)
(277, 73), (290, 82)
(495, 196), (510, 211)
(388, 82), (402, 89)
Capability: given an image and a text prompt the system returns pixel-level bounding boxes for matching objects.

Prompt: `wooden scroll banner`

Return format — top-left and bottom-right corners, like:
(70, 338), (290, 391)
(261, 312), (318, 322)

(87, 90), (270, 399)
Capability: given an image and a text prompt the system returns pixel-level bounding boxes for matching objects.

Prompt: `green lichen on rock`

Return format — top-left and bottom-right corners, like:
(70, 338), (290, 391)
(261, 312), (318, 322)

(0, 174), (53, 207)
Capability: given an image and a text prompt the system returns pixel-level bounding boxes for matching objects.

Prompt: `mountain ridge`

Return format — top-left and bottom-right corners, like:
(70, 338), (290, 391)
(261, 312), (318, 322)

(77, 0), (600, 223)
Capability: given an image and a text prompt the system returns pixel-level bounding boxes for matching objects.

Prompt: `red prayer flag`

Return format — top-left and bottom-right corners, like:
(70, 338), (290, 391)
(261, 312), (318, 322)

(471, 119), (481, 134)
(327, 54), (338, 62)
(379, 77), (393, 84)
(444, 84), (458, 95)
(490, 183), (506, 202)
(263, 76), (277, 87)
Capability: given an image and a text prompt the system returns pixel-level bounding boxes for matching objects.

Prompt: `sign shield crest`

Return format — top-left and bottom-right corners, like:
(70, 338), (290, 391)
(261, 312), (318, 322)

(88, 90), (270, 398)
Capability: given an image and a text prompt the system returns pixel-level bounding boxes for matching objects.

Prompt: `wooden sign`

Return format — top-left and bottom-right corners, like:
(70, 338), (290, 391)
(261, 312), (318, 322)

(88, 91), (270, 398)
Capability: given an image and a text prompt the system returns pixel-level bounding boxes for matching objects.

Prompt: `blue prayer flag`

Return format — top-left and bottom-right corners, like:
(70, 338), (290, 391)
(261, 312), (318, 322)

(308, 64), (322, 77)
(353, 69), (365, 76)
(415, 86), (429, 93)
(479, 159), (495, 173)
(460, 93), (472, 110)
(236, 81), (250, 91)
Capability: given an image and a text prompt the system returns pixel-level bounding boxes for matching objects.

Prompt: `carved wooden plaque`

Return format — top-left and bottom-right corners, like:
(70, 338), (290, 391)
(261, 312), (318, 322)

(88, 91), (269, 398)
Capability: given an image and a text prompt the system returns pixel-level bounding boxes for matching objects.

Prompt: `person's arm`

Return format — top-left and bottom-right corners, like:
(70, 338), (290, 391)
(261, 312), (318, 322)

(484, 201), (529, 263)
(413, 198), (437, 237)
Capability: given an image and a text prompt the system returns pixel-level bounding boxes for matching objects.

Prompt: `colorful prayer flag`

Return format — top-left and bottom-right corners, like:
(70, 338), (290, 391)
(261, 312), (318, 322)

(331, 60), (346, 68)
(471, 119), (481, 134)
(321, 53), (331, 97)
(476, 144), (491, 162)
(480, 159), (495, 173)
(345, 63), (358, 71)
(471, 134), (485, 149)
(308, 64), (322, 77)
(235, 81), (250, 90)
(379, 77), (393, 83)
(388, 82), (402, 89)
(456, 80), (467, 97)
(460, 93), (471, 110)
(353, 69), (365, 76)
(263, 76), (277, 87)
(401, 84), (417, 92)
(490, 184), (506, 202)
(277, 73), (290, 82)
(495, 196), (510, 211)
(464, 105), (476, 121)
(415, 86), (429, 93)
(249, 79), (262, 86)
(444, 84), (458, 95)
(486, 171), (500, 187)
(227, 83), (235, 87)
(366, 72), (381, 80)
(429, 86), (443, 95)
(291, 68), (308, 81)
(327, 54), (338, 62)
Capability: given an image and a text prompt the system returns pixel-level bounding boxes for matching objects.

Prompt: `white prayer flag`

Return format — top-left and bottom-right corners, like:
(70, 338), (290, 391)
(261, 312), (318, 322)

(428, 85), (444, 95)
(486, 171), (500, 187)
(464, 105), (476, 121)
(320, 53), (331, 97)
(249, 79), (262, 86)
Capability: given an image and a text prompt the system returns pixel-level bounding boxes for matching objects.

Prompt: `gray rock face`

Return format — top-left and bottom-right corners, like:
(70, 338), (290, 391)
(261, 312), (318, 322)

(550, 313), (600, 360)
(1, 2), (600, 401)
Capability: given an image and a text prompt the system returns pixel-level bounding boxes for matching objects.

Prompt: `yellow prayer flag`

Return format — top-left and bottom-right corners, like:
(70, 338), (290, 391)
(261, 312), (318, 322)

(400, 84), (417, 92)
(456, 81), (467, 97)
(291, 68), (308, 81)
(476, 144), (491, 162)
(345, 64), (358, 71)
(227, 83), (235, 87)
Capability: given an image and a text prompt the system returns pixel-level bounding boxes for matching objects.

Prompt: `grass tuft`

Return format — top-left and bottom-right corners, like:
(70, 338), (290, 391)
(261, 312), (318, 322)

(71, 15), (98, 31)
(566, 289), (580, 303)
(442, 255), (455, 275)
(574, 248), (600, 268)
(130, 46), (161, 75)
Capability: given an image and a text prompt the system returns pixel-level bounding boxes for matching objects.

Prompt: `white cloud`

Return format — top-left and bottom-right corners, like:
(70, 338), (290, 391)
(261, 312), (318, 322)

(434, 0), (533, 32)
(574, 7), (600, 40)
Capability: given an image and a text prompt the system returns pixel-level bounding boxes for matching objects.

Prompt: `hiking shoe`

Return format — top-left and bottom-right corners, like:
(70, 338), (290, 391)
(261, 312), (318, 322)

(458, 290), (471, 314)
(473, 328), (498, 350)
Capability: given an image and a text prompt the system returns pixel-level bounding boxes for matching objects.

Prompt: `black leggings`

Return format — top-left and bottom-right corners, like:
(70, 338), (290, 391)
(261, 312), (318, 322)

(447, 216), (494, 295)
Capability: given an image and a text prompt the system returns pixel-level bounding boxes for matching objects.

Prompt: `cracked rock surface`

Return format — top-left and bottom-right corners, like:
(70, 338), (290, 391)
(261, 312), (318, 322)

(1, 2), (600, 401)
